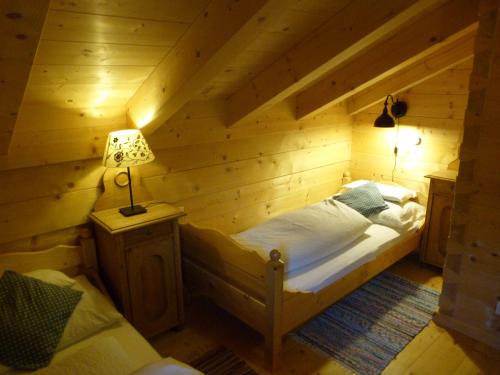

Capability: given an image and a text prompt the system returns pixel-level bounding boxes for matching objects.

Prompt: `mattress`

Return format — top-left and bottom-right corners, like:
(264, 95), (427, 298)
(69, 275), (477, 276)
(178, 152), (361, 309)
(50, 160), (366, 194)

(4, 275), (161, 375)
(284, 221), (423, 293)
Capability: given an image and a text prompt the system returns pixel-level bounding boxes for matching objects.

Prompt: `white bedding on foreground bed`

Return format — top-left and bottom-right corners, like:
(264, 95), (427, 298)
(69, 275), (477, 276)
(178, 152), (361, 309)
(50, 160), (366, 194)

(3, 276), (161, 375)
(284, 220), (424, 293)
(3, 274), (203, 375)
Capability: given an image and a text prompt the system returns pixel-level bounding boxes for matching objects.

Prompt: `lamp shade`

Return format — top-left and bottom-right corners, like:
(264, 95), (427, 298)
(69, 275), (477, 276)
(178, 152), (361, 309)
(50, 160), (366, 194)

(374, 106), (395, 128)
(102, 129), (155, 168)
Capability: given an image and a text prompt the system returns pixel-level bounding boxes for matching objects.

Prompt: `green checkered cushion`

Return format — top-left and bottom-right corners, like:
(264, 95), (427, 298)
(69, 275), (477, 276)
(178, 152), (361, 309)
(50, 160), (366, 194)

(334, 182), (389, 217)
(0, 271), (83, 370)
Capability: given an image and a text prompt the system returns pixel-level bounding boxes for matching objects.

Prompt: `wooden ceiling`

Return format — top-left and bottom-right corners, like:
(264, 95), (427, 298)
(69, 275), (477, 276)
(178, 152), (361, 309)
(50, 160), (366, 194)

(25, 0), (209, 109)
(2, 0), (479, 157)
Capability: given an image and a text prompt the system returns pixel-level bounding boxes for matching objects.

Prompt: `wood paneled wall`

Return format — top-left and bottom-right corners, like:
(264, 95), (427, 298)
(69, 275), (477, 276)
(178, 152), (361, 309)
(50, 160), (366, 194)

(350, 59), (472, 202)
(0, 56), (474, 252)
(436, 0), (500, 350)
(0, 100), (351, 252)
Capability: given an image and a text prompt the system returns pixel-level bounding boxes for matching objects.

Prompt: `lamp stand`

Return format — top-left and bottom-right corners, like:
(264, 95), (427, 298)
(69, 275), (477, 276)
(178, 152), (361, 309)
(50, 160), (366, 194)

(119, 167), (147, 217)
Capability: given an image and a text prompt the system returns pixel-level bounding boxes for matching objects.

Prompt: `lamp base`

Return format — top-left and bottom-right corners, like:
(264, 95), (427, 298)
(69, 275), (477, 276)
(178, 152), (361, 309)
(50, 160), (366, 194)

(119, 205), (147, 217)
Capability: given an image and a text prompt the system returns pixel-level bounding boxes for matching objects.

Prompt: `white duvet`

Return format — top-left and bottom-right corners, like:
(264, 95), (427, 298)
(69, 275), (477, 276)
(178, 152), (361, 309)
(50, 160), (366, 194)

(231, 200), (371, 272)
(32, 337), (134, 375)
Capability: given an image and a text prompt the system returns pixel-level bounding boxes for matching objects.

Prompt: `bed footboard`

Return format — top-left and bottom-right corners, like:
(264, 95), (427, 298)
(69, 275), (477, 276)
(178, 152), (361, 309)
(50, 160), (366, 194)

(181, 222), (269, 299)
(181, 222), (422, 371)
(181, 222), (286, 370)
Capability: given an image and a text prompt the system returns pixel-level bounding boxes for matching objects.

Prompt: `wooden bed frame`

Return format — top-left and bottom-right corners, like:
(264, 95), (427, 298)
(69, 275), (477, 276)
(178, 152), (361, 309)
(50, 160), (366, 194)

(0, 228), (106, 292)
(181, 221), (423, 370)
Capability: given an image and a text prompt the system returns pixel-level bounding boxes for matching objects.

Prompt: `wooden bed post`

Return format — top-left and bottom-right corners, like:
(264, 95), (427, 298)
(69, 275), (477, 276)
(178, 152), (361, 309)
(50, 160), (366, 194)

(79, 227), (97, 271)
(265, 249), (284, 371)
(78, 227), (111, 300)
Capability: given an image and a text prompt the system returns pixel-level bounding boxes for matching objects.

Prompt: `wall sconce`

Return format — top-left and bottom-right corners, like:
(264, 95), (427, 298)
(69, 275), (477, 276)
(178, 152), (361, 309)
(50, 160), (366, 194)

(374, 95), (408, 127)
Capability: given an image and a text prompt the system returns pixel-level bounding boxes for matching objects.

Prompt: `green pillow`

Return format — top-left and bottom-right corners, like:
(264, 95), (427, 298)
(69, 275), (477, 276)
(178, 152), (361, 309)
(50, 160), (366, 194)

(0, 271), (83, 370)
(334, 182), (389, 217)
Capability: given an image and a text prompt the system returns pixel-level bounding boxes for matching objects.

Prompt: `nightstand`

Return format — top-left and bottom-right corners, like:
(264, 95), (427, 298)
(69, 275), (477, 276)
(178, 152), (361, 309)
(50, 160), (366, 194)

(420, 171), (457, 268)
(89, 202), (185, 338)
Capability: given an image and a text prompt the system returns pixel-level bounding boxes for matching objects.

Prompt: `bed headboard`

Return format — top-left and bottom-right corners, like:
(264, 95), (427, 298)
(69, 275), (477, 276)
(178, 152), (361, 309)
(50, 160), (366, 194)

(0, 228), (97, 277)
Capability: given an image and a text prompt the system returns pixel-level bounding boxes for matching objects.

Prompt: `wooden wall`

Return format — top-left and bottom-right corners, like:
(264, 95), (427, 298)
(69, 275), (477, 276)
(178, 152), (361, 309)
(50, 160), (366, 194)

(0, 100), (351, 252)
(350, 59), (472, 202)
(0, 52), (474, 253)
(436, 0), (500, 350)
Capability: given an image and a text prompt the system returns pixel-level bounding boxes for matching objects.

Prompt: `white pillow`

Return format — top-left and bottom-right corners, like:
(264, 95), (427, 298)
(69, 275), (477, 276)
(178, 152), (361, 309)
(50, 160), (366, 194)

(24, 269), (76, 287)
(33, 337), (134, 375)
(369, 201), (426, 230)
(130, 358), (203, 375)
(232, 200), (371, 273)
(0, 275), (121, 374)
(343, 180), (417, 203)
(56, 275), (122, 350)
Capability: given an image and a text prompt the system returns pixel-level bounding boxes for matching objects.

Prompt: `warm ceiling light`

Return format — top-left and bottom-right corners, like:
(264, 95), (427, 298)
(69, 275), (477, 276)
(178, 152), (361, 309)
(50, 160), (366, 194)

(374, 95), (408, 128)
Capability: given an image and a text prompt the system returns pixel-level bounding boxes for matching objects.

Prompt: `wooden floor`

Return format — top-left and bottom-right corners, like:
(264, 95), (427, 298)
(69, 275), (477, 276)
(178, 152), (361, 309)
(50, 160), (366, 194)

(150, 254), (500, 374)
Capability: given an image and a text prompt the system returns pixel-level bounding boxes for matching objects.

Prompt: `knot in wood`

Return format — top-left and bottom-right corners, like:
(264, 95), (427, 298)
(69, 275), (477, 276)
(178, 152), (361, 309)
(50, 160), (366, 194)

(269, 249), (281, 262)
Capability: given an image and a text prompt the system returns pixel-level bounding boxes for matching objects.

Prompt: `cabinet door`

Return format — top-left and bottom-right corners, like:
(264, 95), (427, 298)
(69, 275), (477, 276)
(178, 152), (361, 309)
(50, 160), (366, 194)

(424, 193), (453, 267)
(126, 236), (179, 337)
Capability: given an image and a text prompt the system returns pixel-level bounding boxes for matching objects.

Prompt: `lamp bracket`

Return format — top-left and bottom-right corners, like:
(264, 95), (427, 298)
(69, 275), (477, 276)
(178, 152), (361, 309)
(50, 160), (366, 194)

(391, 100), (408, 118)
(383, 94), (408, 118)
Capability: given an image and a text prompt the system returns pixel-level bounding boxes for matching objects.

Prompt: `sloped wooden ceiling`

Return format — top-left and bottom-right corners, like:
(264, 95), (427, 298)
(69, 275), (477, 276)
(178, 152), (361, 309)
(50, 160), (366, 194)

(27, 0), (209, 108)
(0, 0), (50, 155)
(3, 0), (480, 163)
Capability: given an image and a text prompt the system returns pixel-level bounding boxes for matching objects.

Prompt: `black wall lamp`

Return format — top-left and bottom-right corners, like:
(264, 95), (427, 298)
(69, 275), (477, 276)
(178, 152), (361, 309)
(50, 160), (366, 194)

(374, 95), (408, 127)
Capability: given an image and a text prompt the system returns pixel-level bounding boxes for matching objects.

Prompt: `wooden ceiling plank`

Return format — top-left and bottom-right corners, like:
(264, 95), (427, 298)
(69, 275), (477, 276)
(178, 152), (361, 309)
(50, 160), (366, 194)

(28, 65), (154, 86)
(23, 82), (140, 108)
(346, 31), (476, 115)
(224, 0), (445, 127)
(296, 0), (479, 120)
(0, 0), (50, 155)
(49, 0), (210, 24)
(34, 40), (166, 66)
(42, 10), (188, 47)
(127, 0), (291, 134)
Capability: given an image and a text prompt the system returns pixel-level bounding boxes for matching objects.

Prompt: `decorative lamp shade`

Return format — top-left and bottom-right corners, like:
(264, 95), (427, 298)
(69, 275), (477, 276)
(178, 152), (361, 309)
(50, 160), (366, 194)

(374, 105), (395, 128)
(102, 129), (155, 168)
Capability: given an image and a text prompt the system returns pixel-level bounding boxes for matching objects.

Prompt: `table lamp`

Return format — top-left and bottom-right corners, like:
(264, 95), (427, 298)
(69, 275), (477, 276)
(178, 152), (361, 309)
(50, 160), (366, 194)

(102, 129), (155, 217)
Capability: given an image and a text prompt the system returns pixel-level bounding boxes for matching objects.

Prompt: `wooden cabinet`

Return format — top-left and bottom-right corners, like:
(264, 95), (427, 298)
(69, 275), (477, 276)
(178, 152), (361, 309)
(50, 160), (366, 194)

(89, 202), (184, 338)
(420, 171), (457, 268)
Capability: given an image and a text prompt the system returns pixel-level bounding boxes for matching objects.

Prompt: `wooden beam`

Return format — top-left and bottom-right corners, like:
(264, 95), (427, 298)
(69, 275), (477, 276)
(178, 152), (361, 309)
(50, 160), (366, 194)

(346, 30), (476, 115)
(295, 0), (479, 120)
(127, 0), (289, 135)
(224, 0), (446, 127)
(0, 0), (49, 154)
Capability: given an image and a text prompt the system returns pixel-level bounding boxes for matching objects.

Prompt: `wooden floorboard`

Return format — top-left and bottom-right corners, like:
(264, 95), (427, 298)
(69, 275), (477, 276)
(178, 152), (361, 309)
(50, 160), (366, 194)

(149, 253), (500, 374)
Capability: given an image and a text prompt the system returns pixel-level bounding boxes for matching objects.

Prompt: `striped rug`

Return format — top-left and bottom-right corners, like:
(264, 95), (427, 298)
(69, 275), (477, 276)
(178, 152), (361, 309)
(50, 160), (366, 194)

(292, 272), (440, 375)
(190, 347), (257, 375)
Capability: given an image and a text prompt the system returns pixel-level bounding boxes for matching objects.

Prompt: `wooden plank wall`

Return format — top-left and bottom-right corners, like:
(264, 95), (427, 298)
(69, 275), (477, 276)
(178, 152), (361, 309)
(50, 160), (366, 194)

(350, 59), (472, 203)
(0, 100), (351, 252)
(436, 0), (500, 350)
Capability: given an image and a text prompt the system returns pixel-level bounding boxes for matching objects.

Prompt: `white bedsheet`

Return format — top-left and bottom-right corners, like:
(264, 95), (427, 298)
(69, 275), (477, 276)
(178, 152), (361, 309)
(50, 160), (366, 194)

(284, 221), (423, 293)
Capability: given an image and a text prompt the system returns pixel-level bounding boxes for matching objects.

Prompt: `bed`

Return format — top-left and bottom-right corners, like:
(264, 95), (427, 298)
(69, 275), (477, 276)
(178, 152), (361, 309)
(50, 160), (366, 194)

(0, 230), (201, 375)
(180, 182), (425, 369)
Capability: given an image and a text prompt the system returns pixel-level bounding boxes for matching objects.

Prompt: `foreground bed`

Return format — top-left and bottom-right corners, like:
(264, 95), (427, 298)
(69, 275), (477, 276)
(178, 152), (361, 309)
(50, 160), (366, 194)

(181, 197), (424, 369)
(0, 231), (200, 375)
